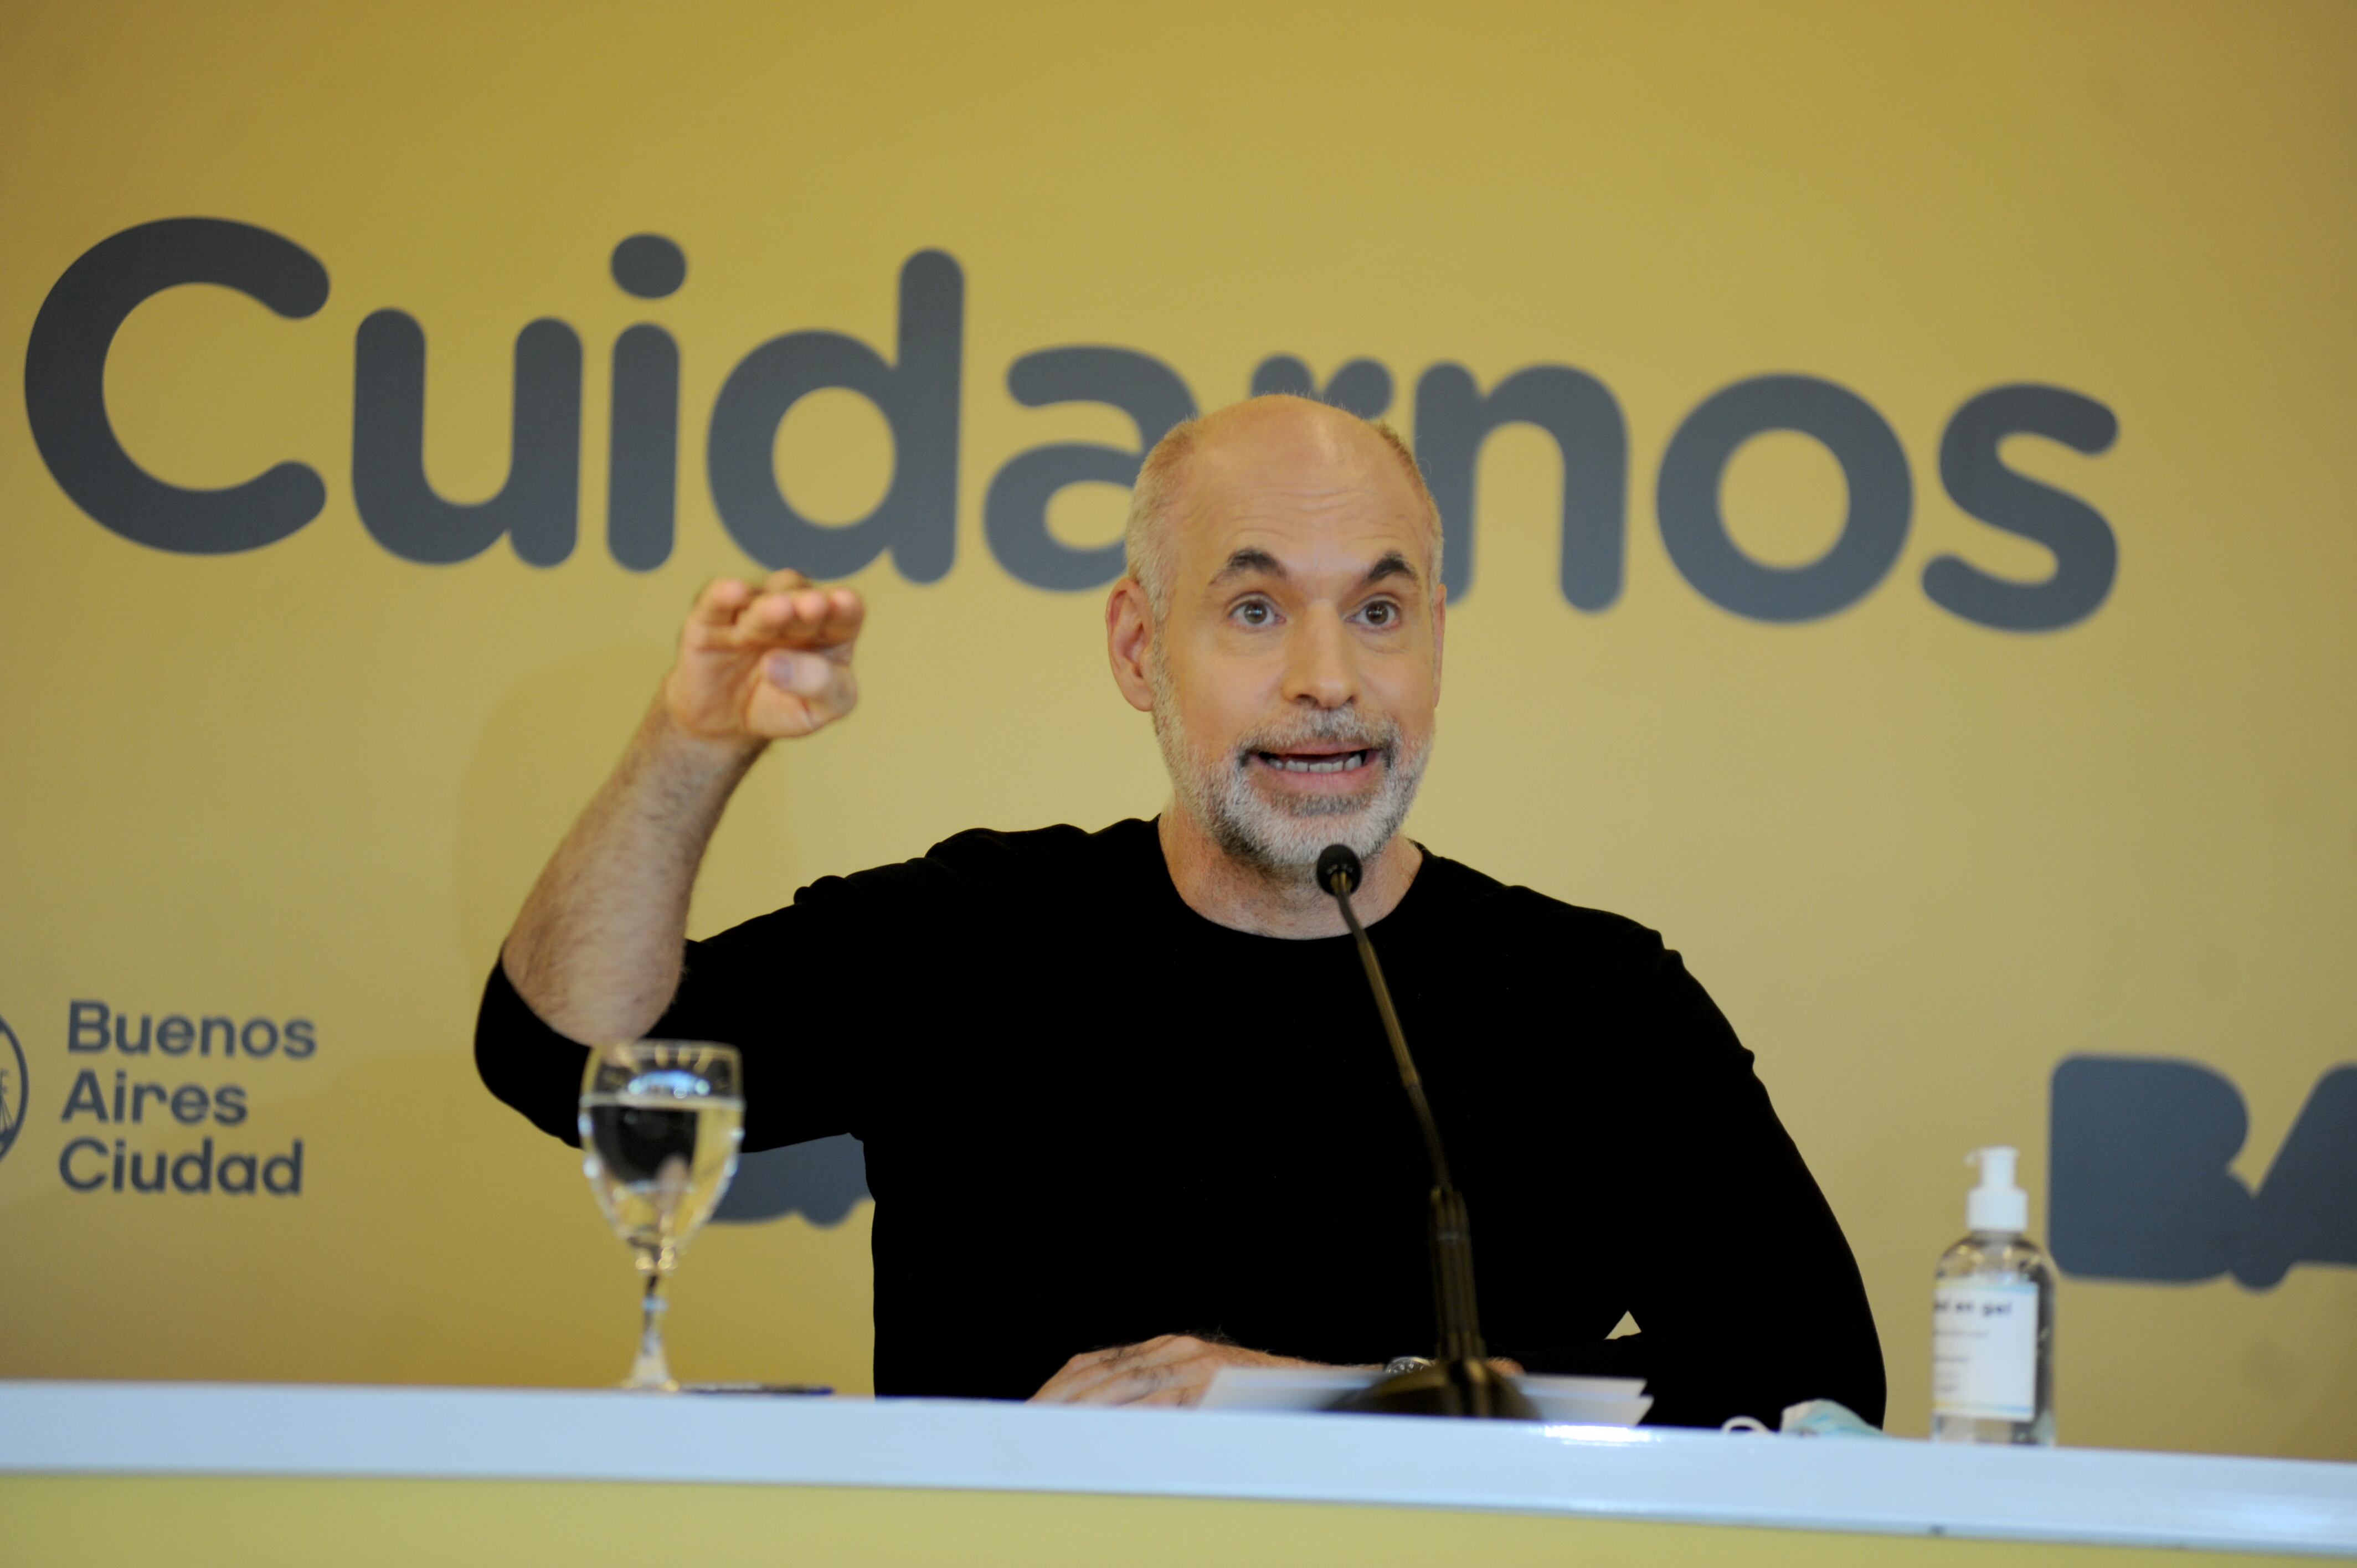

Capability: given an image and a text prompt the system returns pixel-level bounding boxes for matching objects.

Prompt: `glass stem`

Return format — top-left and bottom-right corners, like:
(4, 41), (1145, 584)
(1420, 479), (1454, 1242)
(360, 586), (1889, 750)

(626, 1263), (675, 1391)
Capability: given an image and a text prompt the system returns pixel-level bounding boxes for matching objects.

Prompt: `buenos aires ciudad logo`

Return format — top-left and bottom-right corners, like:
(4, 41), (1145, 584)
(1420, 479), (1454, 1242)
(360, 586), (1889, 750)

(0, 1014), (25, 1165)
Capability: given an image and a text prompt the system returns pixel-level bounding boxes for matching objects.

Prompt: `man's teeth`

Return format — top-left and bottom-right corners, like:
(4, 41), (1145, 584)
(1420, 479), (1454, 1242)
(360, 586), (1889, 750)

(1267, 751), (1368, 774)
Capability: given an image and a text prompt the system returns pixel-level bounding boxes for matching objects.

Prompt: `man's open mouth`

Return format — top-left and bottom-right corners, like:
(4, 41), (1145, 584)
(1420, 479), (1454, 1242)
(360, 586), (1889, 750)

(1254, 749), (1376, 775)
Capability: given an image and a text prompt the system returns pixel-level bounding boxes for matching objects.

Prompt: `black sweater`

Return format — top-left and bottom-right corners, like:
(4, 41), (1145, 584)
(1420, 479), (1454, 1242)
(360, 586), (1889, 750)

(476, 817), (1885, 1427)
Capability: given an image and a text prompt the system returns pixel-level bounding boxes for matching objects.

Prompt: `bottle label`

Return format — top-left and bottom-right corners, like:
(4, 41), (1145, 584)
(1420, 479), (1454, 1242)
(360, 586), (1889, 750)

(1932, 1279), (2038, 1420)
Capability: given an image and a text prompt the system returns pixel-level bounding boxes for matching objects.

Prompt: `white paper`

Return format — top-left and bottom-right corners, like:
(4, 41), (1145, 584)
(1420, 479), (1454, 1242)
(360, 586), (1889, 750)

(1200, 1365), (1651, 1426)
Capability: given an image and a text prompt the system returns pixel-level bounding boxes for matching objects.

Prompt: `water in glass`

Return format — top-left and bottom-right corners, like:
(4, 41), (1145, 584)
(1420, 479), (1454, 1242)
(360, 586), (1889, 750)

(578, 1041), (743, 1390)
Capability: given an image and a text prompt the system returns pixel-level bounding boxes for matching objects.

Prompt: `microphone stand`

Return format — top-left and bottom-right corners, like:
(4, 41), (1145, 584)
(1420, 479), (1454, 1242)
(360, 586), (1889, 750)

(1318, 844), (1536, 1420)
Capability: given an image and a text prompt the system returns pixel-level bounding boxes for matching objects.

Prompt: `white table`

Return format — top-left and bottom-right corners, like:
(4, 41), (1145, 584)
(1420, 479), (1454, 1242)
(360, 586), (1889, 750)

(4, 1381), (2351, 1565)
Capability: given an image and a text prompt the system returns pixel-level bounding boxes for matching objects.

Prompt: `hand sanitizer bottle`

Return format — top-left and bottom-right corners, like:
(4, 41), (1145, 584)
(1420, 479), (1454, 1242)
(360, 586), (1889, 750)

(1931, 1146), (2056, 1445)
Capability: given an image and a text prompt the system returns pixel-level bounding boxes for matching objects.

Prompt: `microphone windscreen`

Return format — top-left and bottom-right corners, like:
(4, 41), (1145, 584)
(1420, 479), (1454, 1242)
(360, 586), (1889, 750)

(1316, 843), (1363, 897)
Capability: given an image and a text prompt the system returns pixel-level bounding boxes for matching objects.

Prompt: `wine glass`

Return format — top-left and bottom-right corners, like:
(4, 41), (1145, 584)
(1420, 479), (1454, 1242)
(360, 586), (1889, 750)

(578, 1040), (744, 1391)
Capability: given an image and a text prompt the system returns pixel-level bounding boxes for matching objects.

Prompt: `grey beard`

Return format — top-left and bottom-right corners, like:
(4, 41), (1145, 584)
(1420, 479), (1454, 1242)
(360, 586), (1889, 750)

(1150, 664), (1432, 883)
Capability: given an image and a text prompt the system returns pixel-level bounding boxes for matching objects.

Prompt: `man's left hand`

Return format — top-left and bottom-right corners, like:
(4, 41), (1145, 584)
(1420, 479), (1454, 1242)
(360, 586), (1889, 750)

(1028, 1334), (1326, 1408)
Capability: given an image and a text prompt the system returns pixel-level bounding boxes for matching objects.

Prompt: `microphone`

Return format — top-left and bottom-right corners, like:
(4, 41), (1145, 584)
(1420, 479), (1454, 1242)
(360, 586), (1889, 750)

(1316, 844), (1536, 1420)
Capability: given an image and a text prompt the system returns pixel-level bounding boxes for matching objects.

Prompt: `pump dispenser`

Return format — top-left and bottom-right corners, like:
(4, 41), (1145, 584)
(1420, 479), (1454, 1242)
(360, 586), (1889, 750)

(1967, 1146), (2030, 1232)
(1932, 1146), (2056, 1445)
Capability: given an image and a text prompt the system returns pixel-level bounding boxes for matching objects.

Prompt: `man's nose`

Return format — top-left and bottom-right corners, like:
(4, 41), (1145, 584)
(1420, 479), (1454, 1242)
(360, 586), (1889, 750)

(1281, 607), (1358, 709)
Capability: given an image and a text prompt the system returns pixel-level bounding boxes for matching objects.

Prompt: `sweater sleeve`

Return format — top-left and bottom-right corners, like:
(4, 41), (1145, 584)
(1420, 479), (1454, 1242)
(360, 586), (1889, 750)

(1606, 938), (1887, 1428)
(474, 852), (966, 1154)
(473, 959), (593, 1146)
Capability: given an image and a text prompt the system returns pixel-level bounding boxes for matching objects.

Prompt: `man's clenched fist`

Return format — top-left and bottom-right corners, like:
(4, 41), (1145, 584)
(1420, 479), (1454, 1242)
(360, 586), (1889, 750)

(665, 569), (864, 745)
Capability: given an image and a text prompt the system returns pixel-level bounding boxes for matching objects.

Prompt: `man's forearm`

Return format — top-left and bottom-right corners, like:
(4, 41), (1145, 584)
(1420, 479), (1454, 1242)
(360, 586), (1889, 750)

(502, 699), (764, 1044)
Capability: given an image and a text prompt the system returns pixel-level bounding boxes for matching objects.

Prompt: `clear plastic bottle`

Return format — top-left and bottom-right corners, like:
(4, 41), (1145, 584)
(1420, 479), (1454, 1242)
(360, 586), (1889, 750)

(1931, 1147), (2056, 1445)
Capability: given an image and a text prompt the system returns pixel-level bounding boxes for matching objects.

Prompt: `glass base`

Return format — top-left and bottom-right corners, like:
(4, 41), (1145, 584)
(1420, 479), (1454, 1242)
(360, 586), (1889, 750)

(1932, 1411), (2056, 1445)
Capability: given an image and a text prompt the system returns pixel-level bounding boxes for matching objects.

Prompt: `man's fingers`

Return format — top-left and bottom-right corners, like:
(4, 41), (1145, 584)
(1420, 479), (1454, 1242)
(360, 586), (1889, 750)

(763, 651), (832, 697)
(1028, 1349), (1119, 1405)
(1088, 1365), (1182, 1405)
(1067, 1335), (1197, 1378)
(814, 587), (865, 647)
(687, 577), (753, 628)
(1115, 1334), (1205, 1369)
(744, 663), (857, 739)
(728, 585), (864, 652)
(1029, 1339), (1170, 1404)
(1071, 1354), (1222, 1408)
(1031, 1345), (1144, 1403)
(783, 586), (863, 651)
(668, 574), (860, 742)
(1028, 1337), (1228, 1406)
(1037, 1359), (1183, 1406)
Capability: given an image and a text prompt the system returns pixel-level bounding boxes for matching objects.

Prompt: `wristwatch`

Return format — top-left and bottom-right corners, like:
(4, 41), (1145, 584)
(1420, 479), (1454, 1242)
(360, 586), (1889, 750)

(1383, 1356), (1434, 1375)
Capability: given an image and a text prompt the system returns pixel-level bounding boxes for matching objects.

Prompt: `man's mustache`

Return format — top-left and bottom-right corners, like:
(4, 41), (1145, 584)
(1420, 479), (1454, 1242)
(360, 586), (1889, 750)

(1228, 711), (1399, 767)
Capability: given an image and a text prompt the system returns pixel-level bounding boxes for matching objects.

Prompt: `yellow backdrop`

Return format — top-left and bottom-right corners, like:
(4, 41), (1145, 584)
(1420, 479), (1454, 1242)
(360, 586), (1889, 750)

(1, 0), (2351, 1459)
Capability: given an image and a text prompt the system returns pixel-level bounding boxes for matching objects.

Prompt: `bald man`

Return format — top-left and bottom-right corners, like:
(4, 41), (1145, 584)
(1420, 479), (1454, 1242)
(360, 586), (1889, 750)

(478, 396), (1885, 1427)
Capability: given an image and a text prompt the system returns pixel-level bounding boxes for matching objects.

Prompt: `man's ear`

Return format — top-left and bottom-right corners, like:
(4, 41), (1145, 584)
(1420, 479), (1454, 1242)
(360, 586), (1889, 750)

(1106, 577), (1157, 714)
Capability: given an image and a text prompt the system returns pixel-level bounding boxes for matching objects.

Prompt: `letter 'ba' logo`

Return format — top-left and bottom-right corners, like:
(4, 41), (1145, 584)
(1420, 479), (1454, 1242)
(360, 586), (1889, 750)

(0, 1014), (25, 1165)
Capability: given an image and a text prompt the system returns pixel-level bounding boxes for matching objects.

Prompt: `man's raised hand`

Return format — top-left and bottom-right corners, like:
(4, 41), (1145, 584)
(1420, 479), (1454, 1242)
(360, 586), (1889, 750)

(498, 569), (863, 1045)
(665, 570), (864, 745)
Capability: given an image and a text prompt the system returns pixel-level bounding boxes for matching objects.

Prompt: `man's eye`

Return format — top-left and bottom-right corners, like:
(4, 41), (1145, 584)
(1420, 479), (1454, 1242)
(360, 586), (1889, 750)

(1235, 601), (1273, 626)
(1360, 601), (1396, 627)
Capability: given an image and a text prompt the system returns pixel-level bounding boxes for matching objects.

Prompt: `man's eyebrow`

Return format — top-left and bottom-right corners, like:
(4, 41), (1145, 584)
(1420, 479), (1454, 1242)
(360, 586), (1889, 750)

(1209, 547), (1286, 585)
(1205, 546), (1421, 590)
